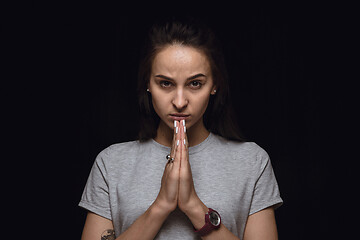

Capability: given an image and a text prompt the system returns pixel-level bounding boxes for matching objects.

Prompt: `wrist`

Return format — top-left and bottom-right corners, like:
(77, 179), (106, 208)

(183, 199), (209, 230)
(194, 208), (222, 237)
(152, 198), (175, 217)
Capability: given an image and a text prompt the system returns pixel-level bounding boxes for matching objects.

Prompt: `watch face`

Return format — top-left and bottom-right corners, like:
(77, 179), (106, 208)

(209, 211), (221, 226)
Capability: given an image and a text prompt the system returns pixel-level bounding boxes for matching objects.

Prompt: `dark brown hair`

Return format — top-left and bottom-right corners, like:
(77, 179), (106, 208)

(137, 17), (245, 142)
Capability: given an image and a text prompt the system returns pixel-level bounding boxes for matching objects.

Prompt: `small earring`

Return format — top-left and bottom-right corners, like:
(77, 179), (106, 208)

(213, 89), (217, 94)
(146, 88), (150, 92)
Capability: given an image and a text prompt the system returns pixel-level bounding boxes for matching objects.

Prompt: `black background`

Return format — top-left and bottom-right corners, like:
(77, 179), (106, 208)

(3, 2), (353, 239)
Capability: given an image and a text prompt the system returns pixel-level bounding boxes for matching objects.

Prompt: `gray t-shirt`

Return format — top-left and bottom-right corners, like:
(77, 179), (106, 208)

(79, 133), (283, 239)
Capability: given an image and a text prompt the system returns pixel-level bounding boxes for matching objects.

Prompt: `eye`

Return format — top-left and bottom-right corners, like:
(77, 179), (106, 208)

(189, 80), (203, 89)
(159, 81), (173, 88)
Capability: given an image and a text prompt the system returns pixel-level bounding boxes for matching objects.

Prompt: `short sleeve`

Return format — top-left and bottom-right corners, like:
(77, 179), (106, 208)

(78, 151), (112, 220)
(249, 150), (283, 215)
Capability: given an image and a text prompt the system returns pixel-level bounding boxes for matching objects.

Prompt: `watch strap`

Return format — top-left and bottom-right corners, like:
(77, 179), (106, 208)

(195, 221), (215, 236)
(194, 208), (221, 237)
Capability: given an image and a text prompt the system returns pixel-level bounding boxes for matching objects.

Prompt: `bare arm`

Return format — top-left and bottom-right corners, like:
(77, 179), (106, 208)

(81, 212), (114, 240)
(243, 207), (278, 240)
(81, 201), (171, 240)
(185, 204), (278, 240)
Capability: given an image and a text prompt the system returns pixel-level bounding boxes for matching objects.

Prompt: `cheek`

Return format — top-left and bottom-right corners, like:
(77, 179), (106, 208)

(191, 93), (211, 117)
(151, 93), (168, 116)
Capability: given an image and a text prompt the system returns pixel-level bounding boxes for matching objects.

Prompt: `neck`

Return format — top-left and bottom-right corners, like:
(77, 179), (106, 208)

(154, 118), (210, 148)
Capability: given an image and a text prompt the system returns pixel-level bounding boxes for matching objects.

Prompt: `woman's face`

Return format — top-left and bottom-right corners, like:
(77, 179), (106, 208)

(149, 44), (216, 131)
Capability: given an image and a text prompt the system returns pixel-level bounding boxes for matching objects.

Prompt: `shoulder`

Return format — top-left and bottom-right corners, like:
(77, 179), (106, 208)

(211, 134), (270, 168)
(212, 134), (268, 156)
(95, 140), (150, 166)
(101, 140), (142, 156)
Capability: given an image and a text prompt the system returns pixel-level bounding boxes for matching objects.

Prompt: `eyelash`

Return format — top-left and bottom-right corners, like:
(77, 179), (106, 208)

(159, 80), (203, 89)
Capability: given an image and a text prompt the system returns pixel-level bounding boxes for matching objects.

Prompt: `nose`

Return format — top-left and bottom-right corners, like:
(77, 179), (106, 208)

(172, 88), (188, 111)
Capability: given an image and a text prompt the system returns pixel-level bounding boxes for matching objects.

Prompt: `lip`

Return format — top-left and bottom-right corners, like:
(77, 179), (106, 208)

(169, 114), (190, 121)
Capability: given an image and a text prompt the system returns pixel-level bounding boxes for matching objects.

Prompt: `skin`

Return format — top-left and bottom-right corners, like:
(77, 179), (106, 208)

(81, 44), (279, 240)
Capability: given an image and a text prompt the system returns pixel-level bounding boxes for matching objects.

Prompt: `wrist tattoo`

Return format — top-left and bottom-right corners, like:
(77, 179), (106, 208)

(101, 229), (115, 240)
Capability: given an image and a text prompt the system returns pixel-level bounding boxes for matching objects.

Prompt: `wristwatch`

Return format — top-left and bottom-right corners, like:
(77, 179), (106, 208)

(194, 208), (221, 236)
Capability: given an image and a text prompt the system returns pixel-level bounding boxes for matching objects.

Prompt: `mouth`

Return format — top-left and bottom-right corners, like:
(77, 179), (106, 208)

(169, 114), (190, 121)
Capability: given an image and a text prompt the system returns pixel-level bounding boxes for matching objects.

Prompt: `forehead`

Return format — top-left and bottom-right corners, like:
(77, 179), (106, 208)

(152, 45), (211, 76)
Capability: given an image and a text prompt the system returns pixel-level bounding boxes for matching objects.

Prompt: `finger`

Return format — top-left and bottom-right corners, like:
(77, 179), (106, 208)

(183, 120), (188, 150)
(173, 121), (181, 166)
(170, 121), (179, 160)
(180, 120), (189, 165)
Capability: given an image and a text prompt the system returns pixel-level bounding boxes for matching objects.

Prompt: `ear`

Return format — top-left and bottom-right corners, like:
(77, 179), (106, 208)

(210, 85), (217, 95)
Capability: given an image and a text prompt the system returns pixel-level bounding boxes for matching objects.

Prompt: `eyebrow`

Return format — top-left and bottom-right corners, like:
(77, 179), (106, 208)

(154, 73), (206, 81)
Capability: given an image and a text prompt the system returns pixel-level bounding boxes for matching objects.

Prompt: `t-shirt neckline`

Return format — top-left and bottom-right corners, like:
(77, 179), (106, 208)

(150, 132), (215, 155)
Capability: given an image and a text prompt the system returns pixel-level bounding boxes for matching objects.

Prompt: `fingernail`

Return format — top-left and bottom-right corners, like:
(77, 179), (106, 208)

(174, 121), (177, 128)
(184, 126), (186, 133)
(176, 127), (178, 134)
(183, 139), (186, 146)
(182, 120), (185, 126)
(177, 140), (179, 146)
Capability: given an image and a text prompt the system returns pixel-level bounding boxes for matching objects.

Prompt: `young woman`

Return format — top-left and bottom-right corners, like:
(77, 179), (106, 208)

(79, 18), (283, 240)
